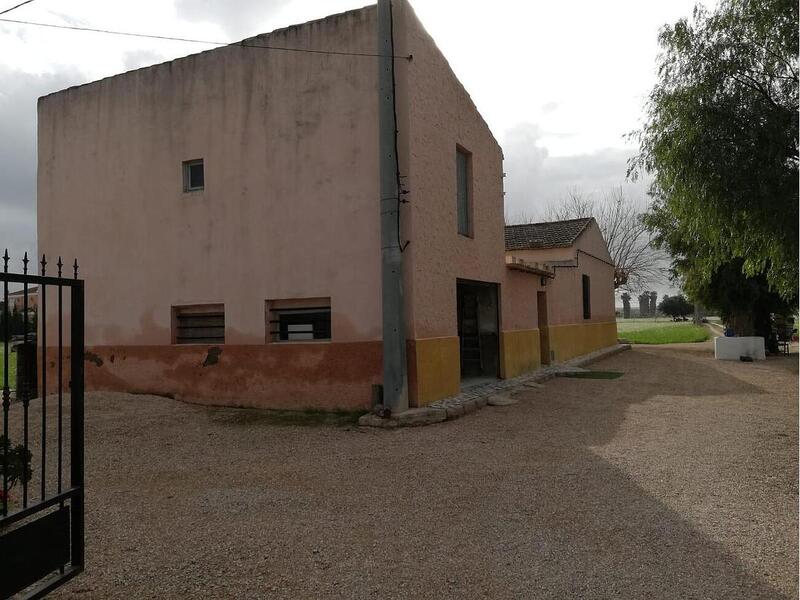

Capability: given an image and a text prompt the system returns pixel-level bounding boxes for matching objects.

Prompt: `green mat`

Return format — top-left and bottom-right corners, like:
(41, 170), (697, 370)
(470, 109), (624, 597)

(561, 371), (624, 380)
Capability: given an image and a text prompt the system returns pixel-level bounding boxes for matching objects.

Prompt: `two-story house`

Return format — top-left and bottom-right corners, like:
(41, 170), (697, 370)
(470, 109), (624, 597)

(37, 1), (617, 410)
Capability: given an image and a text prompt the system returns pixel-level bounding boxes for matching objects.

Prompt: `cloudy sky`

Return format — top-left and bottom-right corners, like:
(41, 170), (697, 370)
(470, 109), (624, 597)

(0, 0), (702, 281)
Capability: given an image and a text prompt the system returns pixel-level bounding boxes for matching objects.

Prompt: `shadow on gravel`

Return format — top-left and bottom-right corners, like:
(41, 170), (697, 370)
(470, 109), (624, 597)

(464, 347), (794, 599)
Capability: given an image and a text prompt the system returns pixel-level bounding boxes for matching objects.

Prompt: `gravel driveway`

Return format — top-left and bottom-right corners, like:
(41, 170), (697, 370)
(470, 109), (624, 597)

(40, 343), (797, 599)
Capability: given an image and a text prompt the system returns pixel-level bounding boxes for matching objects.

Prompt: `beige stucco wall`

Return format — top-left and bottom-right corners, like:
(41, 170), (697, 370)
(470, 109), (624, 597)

(38, 7), (382, 349)
(506, 221), (617, 362)
(399, 3), (537, 338)
(36, 2), (613, 409)
(508, 221), (615, 326)
(395, 3), (543, 404)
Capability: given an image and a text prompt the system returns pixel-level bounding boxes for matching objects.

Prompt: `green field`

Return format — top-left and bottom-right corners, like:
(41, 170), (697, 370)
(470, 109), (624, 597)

(0, 352), (16, 386)
(617, 318), (710, 344)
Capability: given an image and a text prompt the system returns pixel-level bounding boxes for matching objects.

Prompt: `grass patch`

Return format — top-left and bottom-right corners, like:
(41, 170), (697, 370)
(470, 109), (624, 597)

(625, 325), (710, 345)
(617, 318), (690, 333)
(0, 351), (16, 387)
(209, 406), (369, 427)
(562, 370), (624, 380)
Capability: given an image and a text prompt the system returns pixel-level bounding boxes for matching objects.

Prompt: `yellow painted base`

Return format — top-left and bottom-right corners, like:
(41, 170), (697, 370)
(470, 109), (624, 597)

(409, 323), (616, 406)
(547, 321), (618, 363)
(500, 329), (541, 379)
(409, 336), (460, 407)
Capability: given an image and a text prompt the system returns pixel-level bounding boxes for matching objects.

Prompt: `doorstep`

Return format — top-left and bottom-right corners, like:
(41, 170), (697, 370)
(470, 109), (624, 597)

(358, 343), (631, 428)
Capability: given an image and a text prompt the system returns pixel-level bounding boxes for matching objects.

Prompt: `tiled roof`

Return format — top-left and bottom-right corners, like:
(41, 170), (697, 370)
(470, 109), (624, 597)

(7, 286), (38, 297)
(504, 218), (594, 251)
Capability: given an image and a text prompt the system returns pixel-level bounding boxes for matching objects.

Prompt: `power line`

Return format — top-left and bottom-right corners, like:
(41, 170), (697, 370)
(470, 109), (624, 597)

(0, 16), (413, 60)
(0, 0), (35, 16)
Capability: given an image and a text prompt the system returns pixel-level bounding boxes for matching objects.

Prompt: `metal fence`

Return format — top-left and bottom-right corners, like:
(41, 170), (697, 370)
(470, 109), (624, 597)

(0, 251), (85, 599)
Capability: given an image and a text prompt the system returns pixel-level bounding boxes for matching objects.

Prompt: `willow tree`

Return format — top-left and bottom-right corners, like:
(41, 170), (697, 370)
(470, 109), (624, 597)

(631, 0), (798, 332)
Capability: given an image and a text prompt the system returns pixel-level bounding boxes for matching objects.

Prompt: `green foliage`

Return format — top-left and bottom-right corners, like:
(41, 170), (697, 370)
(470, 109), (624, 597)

(0, 303), (35, 341)
(687, 258), (791, 337)
(631, 0), (798, 301)
(0, 434), (33, 491)
(625, 324), (710, 345)
(0, 352), (15, 386)
(617, 318), (685, 332)
(658, 294), (694, 319)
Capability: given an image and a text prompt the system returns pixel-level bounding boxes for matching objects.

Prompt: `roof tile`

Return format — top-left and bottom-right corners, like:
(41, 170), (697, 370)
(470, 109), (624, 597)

(504, 218), (593, 251)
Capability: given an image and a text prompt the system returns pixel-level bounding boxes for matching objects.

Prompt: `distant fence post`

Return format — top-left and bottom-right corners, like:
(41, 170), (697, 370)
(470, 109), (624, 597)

(15, 342), (37, 399)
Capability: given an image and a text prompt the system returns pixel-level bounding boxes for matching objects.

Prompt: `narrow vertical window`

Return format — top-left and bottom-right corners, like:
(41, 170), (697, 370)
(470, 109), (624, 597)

(183, 159), (204, 192)
(582, 274), (591, 320)
(456, 147), (472, 236)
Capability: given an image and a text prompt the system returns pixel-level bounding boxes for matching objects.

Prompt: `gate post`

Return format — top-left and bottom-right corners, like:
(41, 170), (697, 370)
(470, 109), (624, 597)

(70, 279), (85, 569)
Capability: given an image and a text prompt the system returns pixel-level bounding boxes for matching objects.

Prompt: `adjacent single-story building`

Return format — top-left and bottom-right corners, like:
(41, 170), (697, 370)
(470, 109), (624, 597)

(5, 285), (38, 313)
(37, 1), (617, 410)
(505, 218), (618, 364)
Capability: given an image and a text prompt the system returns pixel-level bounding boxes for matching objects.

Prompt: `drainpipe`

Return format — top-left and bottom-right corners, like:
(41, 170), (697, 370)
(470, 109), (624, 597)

(377, 0), (408, 413)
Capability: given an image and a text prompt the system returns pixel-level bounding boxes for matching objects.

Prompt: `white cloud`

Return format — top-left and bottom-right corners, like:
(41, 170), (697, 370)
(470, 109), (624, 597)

(174, 0), (292, 38)
(502, 122), (649, 219)
(0, 66), (85, 262)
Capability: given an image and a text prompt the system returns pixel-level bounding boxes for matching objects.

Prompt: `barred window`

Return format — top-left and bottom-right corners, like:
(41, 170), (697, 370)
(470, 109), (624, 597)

(173, 304), (224, 344)
(267, 299), (331, 342)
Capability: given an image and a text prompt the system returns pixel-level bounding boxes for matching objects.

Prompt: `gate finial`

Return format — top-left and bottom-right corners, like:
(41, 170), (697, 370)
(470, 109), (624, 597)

(57, 256), (63, 278)
(40, 254), (47, 276)
(2, 249), (7, 273)
(23, 251), (29, 274)
(73, 258), (79, 279)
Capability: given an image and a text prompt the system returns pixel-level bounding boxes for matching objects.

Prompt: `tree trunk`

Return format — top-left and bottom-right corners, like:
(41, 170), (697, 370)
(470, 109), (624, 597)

(754, 305), (778, 353)
(730, 309), (754, 336)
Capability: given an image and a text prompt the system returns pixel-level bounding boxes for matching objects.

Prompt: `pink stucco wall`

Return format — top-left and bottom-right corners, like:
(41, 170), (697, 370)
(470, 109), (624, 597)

(38, 7), (383, 349)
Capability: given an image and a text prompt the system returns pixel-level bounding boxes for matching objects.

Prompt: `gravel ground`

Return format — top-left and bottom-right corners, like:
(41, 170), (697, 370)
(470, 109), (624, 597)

(13, 343), (797, 599)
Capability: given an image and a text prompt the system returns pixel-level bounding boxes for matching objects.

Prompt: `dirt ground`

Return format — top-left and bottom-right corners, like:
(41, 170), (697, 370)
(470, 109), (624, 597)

(24, 343), (798, 598)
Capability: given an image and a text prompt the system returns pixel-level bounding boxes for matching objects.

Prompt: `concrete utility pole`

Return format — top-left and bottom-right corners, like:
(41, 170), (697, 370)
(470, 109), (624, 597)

(377, 0), (408, 413)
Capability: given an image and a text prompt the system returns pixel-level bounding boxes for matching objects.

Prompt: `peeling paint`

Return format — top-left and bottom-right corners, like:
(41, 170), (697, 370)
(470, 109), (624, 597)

(46, 343), (382, 410)
(202, 347), (222, 367)
(85, 352), (104, 367)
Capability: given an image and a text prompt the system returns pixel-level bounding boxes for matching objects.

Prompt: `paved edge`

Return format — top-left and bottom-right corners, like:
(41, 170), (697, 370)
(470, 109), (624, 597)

(359, 344), (632, 428)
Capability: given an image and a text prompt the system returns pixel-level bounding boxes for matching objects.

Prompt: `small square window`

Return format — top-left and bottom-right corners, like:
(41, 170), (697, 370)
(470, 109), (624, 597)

(183, 159), (204, 192)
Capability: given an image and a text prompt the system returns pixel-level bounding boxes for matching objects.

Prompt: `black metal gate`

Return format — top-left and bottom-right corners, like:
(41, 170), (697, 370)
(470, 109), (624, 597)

(0, 251), (84, 599)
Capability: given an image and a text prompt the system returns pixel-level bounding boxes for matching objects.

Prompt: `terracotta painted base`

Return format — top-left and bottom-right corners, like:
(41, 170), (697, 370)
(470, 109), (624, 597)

(45, 342), (382, 410)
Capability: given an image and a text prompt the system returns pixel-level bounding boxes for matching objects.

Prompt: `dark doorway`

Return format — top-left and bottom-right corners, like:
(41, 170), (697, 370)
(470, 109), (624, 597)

(457, 279), (500, 381)
(537, 290), (551, 365)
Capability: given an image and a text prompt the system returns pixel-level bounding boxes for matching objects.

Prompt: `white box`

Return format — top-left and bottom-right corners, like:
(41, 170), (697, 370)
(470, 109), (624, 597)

(714, 336), (766, 360)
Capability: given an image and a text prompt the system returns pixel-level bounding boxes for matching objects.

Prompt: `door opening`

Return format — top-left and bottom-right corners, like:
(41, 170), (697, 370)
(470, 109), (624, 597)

(537, 290), (550, 365)
(457, 280), (500, 382)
